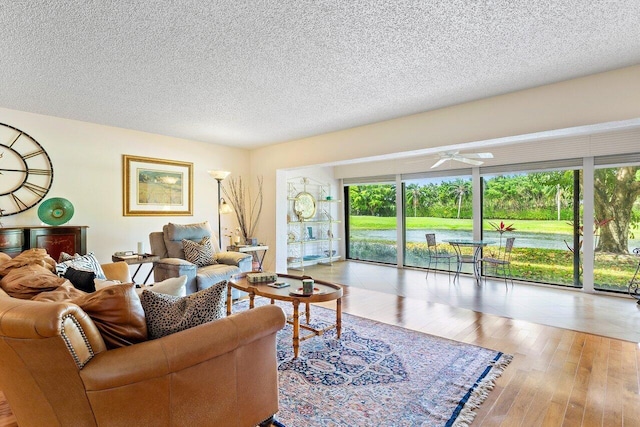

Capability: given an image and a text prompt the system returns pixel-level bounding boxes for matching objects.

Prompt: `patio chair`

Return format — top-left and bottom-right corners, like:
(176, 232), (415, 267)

(425, 233), (456, 279)
(479, 237), (515, 288)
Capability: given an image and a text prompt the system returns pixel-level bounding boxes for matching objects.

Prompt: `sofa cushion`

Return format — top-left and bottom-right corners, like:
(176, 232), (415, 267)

(182, 237), (216, 267)
(140, 275), (187, 297)
(140, 280), (227, 339)
(0, 248), (57, 277)
(0, 252), (11, 266)
(64, 267), (96, 293)
(32, 281), (87, 302)
(0, 264), (66, 299)
(56, 252), (106, 280)
(72, 283), (148, 349)
(196, 264), (241, 290)
(163, 221), (213, 259)
(93, 278), (122, 290)
(94, 275), (187, 297)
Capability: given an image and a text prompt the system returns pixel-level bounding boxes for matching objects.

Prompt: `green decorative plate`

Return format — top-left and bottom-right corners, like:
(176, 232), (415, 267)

(38, 197), (74, 226)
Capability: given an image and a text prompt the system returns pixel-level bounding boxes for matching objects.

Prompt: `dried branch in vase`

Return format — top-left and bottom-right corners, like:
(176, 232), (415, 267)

(222, 176), (263, 244)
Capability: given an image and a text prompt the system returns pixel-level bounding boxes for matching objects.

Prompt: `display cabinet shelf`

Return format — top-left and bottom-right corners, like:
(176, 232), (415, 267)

(287, 177), (341, 271)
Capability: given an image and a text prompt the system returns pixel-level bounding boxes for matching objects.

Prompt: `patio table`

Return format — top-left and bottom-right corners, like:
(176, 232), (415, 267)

(445, 239), (495, 283)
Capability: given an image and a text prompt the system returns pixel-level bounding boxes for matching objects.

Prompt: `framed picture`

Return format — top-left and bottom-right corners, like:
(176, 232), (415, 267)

(123, 155), (193, 216)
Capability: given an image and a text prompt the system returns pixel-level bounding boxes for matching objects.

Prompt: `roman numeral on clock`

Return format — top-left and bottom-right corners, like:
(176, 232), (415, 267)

(23, 182), (49, 197)
(11, 193), (28, 210)
(28, 168), (53, 176)
(23, 149), (45, 159)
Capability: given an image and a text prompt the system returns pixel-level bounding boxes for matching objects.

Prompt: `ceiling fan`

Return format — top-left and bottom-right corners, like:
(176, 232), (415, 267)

(430, 151), (493, 169)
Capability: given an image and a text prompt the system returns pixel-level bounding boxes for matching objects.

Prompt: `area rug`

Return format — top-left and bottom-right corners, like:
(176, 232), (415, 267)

(235, 299), (513, 427)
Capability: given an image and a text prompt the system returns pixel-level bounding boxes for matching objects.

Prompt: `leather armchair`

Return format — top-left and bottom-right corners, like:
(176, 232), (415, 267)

(149, 222), (252, 295)
(0, 294), (285, 426)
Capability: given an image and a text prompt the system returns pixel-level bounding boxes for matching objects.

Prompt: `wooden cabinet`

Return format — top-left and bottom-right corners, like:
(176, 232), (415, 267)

(0, 229), (23, 257)
(0, 226), (87, 260)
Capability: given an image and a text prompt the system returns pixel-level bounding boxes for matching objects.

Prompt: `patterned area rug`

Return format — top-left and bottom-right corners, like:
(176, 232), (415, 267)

(237, 299), (512, 427)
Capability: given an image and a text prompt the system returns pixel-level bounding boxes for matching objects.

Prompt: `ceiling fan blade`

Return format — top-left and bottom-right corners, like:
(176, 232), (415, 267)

(430, 158), (448, 169)
(456, 156), (484, 166)
(463, 152), (493, 159)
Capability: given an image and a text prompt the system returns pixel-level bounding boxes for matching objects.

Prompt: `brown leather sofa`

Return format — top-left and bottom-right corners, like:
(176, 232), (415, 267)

(0, 262), (286, 426)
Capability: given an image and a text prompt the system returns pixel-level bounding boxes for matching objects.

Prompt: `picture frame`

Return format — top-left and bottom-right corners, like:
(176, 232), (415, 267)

(123, 155), (193, 216)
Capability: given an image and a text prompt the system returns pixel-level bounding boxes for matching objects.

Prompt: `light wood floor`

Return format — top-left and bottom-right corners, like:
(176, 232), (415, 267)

(301, 261), (640, 426)
(2, 261), (639, 426)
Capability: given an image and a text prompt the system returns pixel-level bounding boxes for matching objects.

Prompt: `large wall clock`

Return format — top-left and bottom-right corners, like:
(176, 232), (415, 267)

(0, 123), (54, 216)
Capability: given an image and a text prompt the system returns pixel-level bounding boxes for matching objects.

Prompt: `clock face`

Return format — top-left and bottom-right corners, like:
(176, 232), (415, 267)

(0, 123), (54, 216)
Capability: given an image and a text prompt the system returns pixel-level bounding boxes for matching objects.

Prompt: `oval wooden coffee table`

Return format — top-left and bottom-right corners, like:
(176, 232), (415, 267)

(227, 272), (343, 358)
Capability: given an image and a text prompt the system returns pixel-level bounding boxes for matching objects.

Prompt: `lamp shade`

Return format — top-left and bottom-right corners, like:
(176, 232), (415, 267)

(208, 170), (231, 181)
(219, 199), (233, 214)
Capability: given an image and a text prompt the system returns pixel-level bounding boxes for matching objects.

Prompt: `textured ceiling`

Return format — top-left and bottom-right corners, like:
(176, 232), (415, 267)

(1, 1), (639, 148)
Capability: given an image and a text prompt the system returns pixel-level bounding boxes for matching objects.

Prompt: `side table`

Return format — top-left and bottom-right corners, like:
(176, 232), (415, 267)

(227, 245), (269, 271)
(111, 254), (160, 284)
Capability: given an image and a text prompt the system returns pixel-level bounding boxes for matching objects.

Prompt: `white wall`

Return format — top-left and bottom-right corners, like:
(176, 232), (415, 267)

(0, 108), (250, 279)
(250, 65), (640, 271)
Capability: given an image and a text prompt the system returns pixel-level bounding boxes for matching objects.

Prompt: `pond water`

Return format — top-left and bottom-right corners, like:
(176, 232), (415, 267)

(350, 229), (640, 252)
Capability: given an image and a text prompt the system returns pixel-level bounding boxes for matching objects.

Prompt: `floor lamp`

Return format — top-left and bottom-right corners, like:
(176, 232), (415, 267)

(208, 170), (232, 249)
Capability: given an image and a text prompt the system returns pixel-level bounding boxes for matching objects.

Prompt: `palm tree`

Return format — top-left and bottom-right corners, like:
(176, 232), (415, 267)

(406, 184), (421, 217)
(448, 180), (471, 219)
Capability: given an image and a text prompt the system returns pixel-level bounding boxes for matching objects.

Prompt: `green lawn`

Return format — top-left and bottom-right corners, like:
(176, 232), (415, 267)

(349, 215), (635, 291)
(351, 216), (573, 234)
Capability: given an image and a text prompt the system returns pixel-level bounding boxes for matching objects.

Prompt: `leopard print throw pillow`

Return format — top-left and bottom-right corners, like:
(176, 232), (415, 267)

(140, 280), (227, 339)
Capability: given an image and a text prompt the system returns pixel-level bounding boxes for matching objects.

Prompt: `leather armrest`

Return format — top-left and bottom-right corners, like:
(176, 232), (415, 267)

(215, 251), (252, 266)
(101, 262), (132, 283)
(80, 304), (286, 390)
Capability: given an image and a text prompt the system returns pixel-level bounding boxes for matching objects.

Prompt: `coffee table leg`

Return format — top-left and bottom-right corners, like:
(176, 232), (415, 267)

(249, 292), (255, 309)
(293, 299), (300, 358)
(305, 302), (310, 324)
(226, 283), (232, 316)
(336, 298), (342, 338)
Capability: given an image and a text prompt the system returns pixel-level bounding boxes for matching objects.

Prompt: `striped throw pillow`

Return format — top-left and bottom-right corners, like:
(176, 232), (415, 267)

(56, 252), (106, 280)
(182, 237), (215, 267)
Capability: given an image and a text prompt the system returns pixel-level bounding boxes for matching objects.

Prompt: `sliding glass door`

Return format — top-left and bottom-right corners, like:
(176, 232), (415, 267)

(403, 175), (473, 273)
(481, 170), (580, 286)
(593, 164), (640, 293)
(346, 183), (397, 264)
(343, 155), (640, 294)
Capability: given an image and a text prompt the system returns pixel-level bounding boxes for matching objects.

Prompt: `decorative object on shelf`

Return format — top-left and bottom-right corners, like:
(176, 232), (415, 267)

(0, 122), (54, 216)
(287, 176), (341, 271)
(223, 175), (263, 245)
(37, 197), (74, 226)
(208, 170), (232, 249)
(123, 155), (193, 216)
(294, 192), (316, 220)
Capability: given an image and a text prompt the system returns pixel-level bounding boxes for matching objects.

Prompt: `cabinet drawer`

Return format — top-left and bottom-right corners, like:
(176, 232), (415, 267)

(0, 229), (24, 257)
